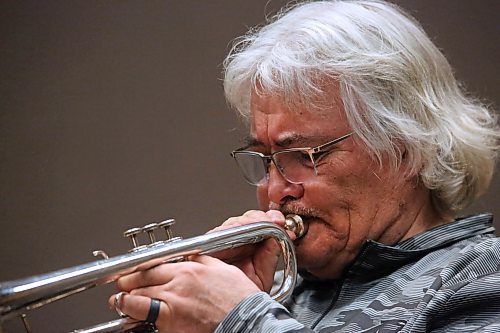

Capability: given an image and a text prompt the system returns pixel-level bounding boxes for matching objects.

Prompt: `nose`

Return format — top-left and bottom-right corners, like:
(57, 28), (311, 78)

(265, 163), (304, 205)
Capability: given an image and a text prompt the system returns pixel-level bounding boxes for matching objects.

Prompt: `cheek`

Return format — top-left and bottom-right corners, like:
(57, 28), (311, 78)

(319, 160), (408, 236)
(320, 155), (382, 201)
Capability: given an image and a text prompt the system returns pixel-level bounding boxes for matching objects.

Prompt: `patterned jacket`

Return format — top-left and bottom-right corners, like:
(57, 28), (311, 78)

(216, 214), (500, 332)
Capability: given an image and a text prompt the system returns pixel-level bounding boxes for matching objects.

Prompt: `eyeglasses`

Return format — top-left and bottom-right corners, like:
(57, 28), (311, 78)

(231, 133), (353, 185)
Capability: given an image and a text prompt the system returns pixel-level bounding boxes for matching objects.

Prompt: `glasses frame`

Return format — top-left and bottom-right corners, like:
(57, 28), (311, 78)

(231, 132), (353, 185)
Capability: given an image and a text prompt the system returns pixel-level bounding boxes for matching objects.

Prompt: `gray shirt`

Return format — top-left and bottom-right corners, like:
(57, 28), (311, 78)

(216, 214), (500, 332)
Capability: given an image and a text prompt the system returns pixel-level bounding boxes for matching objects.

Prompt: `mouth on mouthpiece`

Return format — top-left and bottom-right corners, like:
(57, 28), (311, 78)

(284, 214), (308, 239)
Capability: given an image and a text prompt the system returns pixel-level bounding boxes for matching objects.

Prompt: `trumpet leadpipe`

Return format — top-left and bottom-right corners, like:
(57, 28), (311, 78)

(0, 215), (306, 327)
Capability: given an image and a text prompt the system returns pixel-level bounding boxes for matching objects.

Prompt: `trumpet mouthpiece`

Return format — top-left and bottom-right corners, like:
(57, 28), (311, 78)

(284, 214), (308, 239)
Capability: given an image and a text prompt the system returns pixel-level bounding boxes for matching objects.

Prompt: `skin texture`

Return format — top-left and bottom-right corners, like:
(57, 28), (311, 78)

(109, 87), (450, 332)
(249, 90), (449, 278)
(110, 255), (260, 333)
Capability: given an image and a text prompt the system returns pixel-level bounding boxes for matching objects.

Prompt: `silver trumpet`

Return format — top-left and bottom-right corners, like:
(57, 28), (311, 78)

(0, 215), (307, 333)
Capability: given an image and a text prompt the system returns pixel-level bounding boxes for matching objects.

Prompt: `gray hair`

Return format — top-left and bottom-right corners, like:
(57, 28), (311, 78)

(223, 0), (499, 214)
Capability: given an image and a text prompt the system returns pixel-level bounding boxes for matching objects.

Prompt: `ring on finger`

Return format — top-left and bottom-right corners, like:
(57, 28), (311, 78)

(145, 298), (162, 324)
(114, 292), (128, 318)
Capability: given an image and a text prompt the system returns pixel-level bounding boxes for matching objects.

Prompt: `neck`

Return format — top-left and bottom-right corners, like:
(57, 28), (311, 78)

(381, 180), (454, 244)
(400, 193), (453, 241)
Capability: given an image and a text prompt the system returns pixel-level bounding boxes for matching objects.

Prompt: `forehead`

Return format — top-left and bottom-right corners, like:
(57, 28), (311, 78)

(249, 91), (350, 146)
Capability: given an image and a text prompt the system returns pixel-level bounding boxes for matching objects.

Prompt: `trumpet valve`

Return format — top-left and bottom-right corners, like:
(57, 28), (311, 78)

(123, 227), (142, 248)
(158, 218), (176, 240)
(142, 223), (159, 243)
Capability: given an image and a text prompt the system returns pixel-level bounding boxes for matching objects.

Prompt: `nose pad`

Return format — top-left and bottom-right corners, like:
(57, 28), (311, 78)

(266, 163), (304, 205)
(269, 156), (290, 181)
(268, 161), (287, 182)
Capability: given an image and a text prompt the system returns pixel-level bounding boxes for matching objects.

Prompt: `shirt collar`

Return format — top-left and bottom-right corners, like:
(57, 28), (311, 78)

(299, 213), (495, 282)
(346, 213), (494, 278)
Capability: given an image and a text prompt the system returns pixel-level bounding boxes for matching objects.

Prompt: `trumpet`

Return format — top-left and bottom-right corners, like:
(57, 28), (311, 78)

(0, 215), (306, 333)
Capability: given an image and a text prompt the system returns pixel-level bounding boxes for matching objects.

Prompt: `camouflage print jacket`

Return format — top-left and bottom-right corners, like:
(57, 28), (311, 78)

(215, 214), (500, 332)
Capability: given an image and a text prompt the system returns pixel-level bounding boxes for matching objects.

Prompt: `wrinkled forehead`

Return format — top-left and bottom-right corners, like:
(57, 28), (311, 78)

(248, 89), (351, 148)
(249, 86), (347, 126)
(250, 78), (344, 114)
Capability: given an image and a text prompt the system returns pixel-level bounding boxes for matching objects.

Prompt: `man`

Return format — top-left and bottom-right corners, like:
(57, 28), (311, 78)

(111, 1), (500, 332)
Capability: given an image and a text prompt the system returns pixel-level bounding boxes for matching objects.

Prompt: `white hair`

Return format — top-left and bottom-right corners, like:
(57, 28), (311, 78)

(223, 0), (499, 214)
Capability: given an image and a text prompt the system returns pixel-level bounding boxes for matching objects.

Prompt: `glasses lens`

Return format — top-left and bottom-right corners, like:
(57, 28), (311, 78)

(273, 150), (314, 184)
(233, 152), (267, 185)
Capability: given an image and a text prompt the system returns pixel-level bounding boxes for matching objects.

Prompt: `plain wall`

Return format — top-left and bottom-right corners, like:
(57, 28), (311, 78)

(0, 1), (498, 332)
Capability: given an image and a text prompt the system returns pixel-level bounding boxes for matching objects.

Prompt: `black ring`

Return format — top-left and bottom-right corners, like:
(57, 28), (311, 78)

(145, 298), (161, 324)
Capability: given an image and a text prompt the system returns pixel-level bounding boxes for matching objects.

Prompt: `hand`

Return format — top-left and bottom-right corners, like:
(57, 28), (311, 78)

(109, 255), (260, 333)
(211, 210), (295, 292)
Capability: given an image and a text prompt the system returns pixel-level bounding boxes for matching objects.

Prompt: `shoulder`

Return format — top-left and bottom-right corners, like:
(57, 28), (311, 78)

(439, 235), (499, 286)
(408, 236), (500, 331)
(407, 234), (499, 287)
(427, 250), (500, 331)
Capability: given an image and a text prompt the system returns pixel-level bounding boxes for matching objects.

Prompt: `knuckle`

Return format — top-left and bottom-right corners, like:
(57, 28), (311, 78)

(243, 209), (264, 217)
(116, 278), (129, 291)
(222, 216), (240, 226)
(177, 263), (201, 280)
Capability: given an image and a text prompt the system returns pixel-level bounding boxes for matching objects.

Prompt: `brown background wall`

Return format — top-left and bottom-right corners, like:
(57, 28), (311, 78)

(0, 1), (498, 332)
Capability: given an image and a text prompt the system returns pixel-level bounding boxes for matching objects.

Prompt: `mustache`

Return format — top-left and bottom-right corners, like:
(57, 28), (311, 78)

(268, 202), (322, 220)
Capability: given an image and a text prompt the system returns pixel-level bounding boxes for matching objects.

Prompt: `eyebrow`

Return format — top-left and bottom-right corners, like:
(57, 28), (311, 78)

(242, 136), (262, 149)
(243, 133), (333, 149)
(275, 134), (311, 147)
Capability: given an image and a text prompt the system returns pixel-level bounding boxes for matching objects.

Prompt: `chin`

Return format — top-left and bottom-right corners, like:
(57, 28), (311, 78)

(293, 226), (347, 279)
(295, 243), (330, 271)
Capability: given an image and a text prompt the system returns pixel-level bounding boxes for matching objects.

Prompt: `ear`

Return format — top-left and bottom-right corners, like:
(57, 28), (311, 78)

(394, 140), (407, 160)
(392, 141), (421, 179)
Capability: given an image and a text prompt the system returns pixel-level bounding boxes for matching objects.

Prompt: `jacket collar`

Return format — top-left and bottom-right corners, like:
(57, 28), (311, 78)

(299, 213), (495, 282)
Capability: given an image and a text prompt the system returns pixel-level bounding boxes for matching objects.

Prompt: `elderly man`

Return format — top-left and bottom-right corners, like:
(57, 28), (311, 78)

(112, 1), (500, 332)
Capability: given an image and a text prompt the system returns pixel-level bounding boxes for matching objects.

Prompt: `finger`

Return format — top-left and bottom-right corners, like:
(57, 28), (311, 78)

(189, 253), (256, 268)
(252, 238), (282, 291)
(116, 270), (165, 292)
(117, 261), (200, 291)
(234, 258), (259, 283)
(208, 216), (250, 233)
(234, 239), (282, 291)
(189, 254), (226, 266)
(226, 238), (281, 292)
(208, 210), (289, 263)
(108, 292), (127, 313)
(209, 212), (266, 234)
(213, 210), (285, 231)
(243, 209), (270, 218)
(243, 210), (294, 239)
(226, 210), (269, 226)
(212, 209), (287, 234)
(209, 243), (258, 262)
(265, 210), (297, 240)
(264, 209), (286, 223)
(116, 292), (171, 323)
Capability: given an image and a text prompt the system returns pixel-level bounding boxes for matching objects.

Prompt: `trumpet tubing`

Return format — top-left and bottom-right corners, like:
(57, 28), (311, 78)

(0, 215), (306, 333)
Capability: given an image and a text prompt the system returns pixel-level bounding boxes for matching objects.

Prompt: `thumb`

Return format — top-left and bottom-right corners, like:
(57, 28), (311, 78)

(253, 238), (282, 292)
